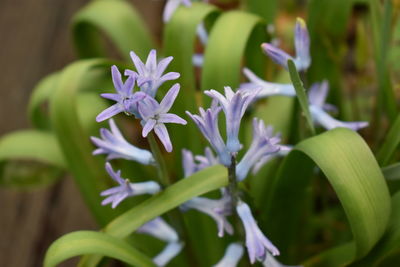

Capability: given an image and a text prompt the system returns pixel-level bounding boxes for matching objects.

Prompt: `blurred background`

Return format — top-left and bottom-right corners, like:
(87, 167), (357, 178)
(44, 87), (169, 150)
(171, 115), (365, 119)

(0, 1), (164, 266)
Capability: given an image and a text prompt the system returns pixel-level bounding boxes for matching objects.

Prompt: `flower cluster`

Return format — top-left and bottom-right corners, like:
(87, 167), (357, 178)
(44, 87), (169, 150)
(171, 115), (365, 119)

(88, 14), (369, 267)
(240, 19), (368, 132)
(96, 50), (186, 152)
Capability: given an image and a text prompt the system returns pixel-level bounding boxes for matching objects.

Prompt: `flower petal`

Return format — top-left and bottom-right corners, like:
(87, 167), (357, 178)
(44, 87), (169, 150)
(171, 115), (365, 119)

(159, 84), (180, 113)
(154, 124), (173, 152)
(96, 104), (123, 122)
(142, 119), (157, 137)
(158, 113), (187, 125)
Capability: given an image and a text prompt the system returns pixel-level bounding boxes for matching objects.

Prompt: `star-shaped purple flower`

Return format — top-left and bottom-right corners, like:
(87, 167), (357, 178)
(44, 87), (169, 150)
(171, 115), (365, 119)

(181, 191), (233, 237)
(205, 86), (259, 153)
(101, 162), (160, 208)
(163, 0), (192, 22)
(262, 18), (311, 71)
(91, 119), (154, 165)
(182, 147), (218, 177)
(96, 65), (137, 122)
(236, 118), (281, 181)
(138, 84), (187, 152)
(308, 81), (369, 131)
(236, 201), (280, 264)
(239, 68), (296, 98)
(126, 50), (180, 98)
(186, 105), (231, 166)
(214, 243), (244, 267)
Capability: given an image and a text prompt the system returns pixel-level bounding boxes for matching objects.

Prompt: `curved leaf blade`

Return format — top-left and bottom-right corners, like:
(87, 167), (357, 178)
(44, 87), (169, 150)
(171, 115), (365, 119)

(72, 0), (154, 60)
(267, 128), (391, 262)
(44, 231), (155, 267)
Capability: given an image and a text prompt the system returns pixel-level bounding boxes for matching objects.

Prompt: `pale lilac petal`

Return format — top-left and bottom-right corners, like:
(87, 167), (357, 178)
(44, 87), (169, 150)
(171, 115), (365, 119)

(310, 106), (369, 131)
(197, 22), (208, 45)
(157, 56), (174, 76)
(158, 113), (187, 125)
(105, 162), (124, 184)
(294, 18), (311, 71)
(142, 119), (157, 137)
(153, 242), (183, 267)
(308, 81), (329, 108)
(159, 72), (180, 83)
(163, 0), (182, 22)
(159, 84), (180, 113)
(96, 104), (123, 122)
(100, 93), (120, 102)
(138, 217), (179, 242)
(261, 43), (294, 70)
(146, 49), (157, 72)
(193, 54), (204, 67)
(237, 201), (280, 264)
(111, 65), (123, 92)
(130, 51), (146, 76)
(121, 74), (135, 95)
(214, 243), (244, 267)
(154, 124), (173, 152)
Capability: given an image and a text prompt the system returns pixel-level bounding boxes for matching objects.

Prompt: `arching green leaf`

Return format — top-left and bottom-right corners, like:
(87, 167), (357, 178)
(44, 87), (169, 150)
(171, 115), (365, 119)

(201, 11), (266, 95)
(78, 165), (227, 266)
(0, 130), (65, 188)
(266, 128), (391, 263)
(72, 0), (154, 61)
(44, 231), (155, 267)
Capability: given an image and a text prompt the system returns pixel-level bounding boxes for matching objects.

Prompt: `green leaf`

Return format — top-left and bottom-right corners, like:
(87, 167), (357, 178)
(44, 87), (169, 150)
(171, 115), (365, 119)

(79, 165), (227, 266)
(246, 0), (277, 23)
(287, 59), (316, 135)
(377, 113), (400, 166)
(266, 128), (391, 263)
(49, 59), (121, 225)
(307, 0), (353, 117)
(348, 191), (400, 266)
(72, 0), (154, 61)
(201, 11), (266, 95)
(27, 72), (60, 130)
(163, 2), (220, 157)
(44, 231), (155, 267)
(0, 130), (65, 188)
(369, 0), (397, 124)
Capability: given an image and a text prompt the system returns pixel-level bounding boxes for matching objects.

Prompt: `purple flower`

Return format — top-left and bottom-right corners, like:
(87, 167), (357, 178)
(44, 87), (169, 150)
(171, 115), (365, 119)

(262, 252), (303, 267)
(308, 81), (369, 131)
(137, 217), (179, 243)
(126, 50), (180, 97)
(205, 86), (258, 153)
(91, 119), (154, 165)
(154, 242), (183, 267)
(239, 68), (296, 98)
(101, 163), (160, 208)
(252, 145), (292, 174)
(138, 84), (187, 152)
(186, 106), (231, 166)
(137, 217), (183, 267)
(213, 243), (244, 267)
(236, 201), (280, 264)
(236, 118), (281, 181)
(163, 0), (192, 22)
(262, 18), (311, 71)
(181, 192), (233, 237)
(96, 65), (136, 122)
(182, 147), (218, 177)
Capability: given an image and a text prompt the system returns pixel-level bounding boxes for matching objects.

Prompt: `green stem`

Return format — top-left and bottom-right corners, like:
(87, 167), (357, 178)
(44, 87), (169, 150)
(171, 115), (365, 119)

(147, 132), (170, 187)
(147, 132), (198, 267)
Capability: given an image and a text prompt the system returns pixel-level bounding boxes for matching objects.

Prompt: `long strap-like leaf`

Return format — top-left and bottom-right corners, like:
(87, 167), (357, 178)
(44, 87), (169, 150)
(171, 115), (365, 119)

(44, 231), (156, 267)
(78, 165), (227, 267)
(266, 128), (391, 263)
(201, 11), (266, 95)
(72, 0), (154, 61)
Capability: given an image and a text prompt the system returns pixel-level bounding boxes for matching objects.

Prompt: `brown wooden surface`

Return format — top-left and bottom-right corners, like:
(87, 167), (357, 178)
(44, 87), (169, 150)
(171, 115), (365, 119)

(0, 1), (163, 266)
